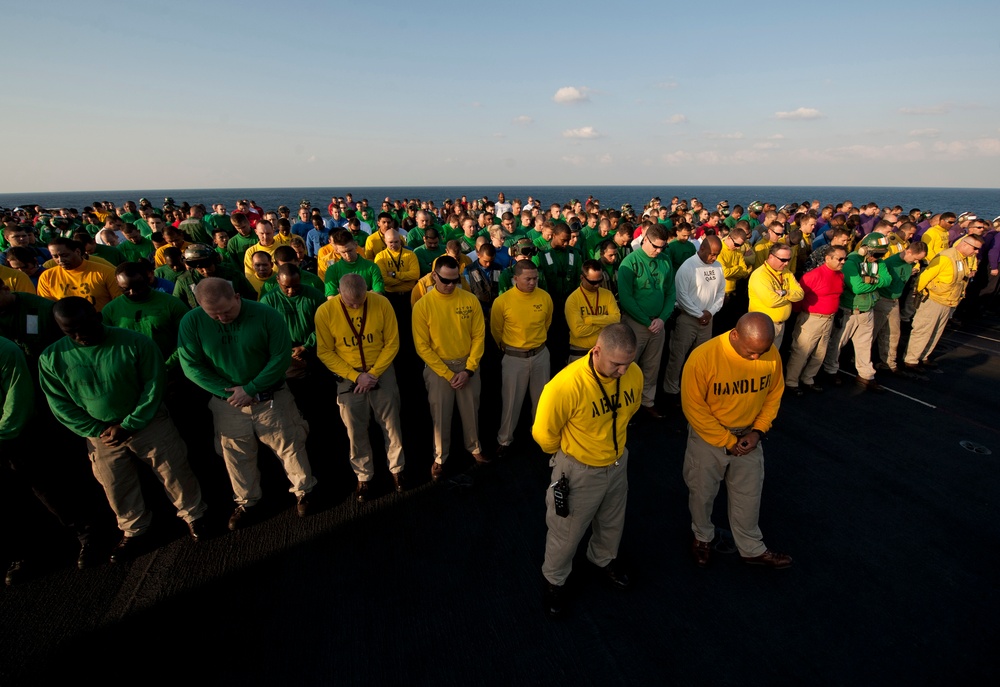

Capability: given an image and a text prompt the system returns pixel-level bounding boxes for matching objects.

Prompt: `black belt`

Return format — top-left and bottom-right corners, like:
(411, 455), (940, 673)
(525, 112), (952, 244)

(504, 345), (545, 359)
(215, 383), (284, 401)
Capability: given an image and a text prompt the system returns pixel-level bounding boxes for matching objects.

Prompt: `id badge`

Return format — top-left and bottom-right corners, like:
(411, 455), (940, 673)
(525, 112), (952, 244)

(26, 314), (39, 335)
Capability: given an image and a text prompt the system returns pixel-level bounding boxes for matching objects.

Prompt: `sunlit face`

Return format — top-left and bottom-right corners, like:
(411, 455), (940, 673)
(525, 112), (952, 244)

(202, 294), (242, 323)
(592, 344), (634, 379)
(255, 222), (274, 244)
(252, 255), (274, 279)
(278, 273), (301, 297)
(729, 330), (772, 361)
(123, 226), (142, 244)
(767, 249), (792, 271)
(601, 246), (617, 264)
(424, 234), (440, 250)
(825, 249), (847, 272)
(336, 241), (358, 262)
(49, 243), (83, 269)
(513, 267), (538, 293)
(386, 233), (402, 251)
(148, 217), (166, 233)
(433, 266), (461, 294)
(581, 269), (602, 292)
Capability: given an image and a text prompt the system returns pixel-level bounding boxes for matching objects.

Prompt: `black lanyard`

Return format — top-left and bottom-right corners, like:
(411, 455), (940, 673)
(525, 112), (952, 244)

(339, 298), (369, 372)
(588, 352), (620, 456)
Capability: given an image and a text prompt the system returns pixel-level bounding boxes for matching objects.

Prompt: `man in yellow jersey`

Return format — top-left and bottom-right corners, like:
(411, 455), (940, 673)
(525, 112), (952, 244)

(491, 261), (553, 459)
(903, 234), (982, 371)
(681, 312), (791, 569)
(412, 255), (488, 481)
(316, 274), (406, 500)
(243, 220), (281, 279)
(564, 259), (621, 363)
(39, 237), (122, 311)
(747, 243), (803, 349)
(532, 323), (643, 617)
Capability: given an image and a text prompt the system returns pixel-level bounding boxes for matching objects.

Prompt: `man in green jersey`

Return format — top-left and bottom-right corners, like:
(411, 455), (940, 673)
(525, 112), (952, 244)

(39, 298), (207, 563)
(178, 278), (317, 530)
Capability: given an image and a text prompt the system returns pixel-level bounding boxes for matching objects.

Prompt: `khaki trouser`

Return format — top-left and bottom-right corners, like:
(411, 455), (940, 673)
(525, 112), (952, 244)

(663, 312), (713, 394)
(86, 409), (205, 537)
(772, 319), (787, 350)
(209, 387), (316, 506)
(623, 314), (665, 407)
(784, 313), (834, 386)
(682, 426), (766, 558)
(424, 359), (481, 464)
(904, 299), (952, 365)
(823, 307), (876, 380)
(872, 297), (901, 367)
(336, 365), (405, 480)
(497, 347), (550, 446)
(542, 449), (629, 586)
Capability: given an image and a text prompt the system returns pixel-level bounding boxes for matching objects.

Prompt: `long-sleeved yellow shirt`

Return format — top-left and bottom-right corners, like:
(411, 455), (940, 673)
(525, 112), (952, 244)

(315, 292), (399, 381)
(363, 231), (387, 261)
(564, 286), (621, 350)
(718, 244), (751, 293)
(412, 287), (485, 379)
(316, 244), (340, 282)
(374, 247), (420, 293)
(922, 225), (950, 263)
(243, 241), (281, 278)
(748, 263), (804, 323)
(532, 353), (643, 466)
(680, 333), (783, 450)
(917, 247), (967, 307)
(490, 286), (553, 350)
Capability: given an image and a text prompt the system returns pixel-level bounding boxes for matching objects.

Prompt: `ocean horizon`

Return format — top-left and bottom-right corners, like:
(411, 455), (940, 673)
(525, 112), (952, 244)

(3, 185), (998, 219)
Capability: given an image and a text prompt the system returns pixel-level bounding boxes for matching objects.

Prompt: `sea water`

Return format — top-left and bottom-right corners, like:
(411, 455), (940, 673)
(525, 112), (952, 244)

(2, 185), (998, 219)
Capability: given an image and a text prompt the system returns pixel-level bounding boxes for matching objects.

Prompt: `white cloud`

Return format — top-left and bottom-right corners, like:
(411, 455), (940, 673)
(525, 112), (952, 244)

(513, 115), (533, 124)
(899, 104), (949, 115)
(553, 86), (590, 104)
(704, 132), (744, 140)
(662, 150), (693, 165)
(598, 153), (613, 164)
(908, 128), (941, 138)
(666, 114), (687, 125)
(753, 142), (779, 150)
(563, 126), (601, 139)
(775, 107), (823, 120)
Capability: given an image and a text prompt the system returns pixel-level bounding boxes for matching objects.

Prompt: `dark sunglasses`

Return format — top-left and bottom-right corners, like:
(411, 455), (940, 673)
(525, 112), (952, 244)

(435, 274), (462, 285)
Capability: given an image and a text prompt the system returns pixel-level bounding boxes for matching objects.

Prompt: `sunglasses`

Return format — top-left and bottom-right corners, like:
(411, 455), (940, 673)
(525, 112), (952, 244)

(731, 240), (745, 248)
(435, 274), (462, 285)
(583, 277), (603, 285)
(775, 256), (791, 263)
(646, 240), (667, 251)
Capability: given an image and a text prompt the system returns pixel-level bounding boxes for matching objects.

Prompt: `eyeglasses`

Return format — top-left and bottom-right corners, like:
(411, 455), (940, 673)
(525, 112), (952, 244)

(774, 256), (791, 263)
(435, 274), (462, 285)
(770, 231), (786, 237)
(646, 240), (667, 251)
(583, 277), (603, 285)
(731, 240), (745, 248)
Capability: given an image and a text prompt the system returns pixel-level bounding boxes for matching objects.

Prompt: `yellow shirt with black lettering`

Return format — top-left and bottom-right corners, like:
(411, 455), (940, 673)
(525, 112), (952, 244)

(532, 353), (643, 466)
(680, 332), (783, 450)
(374, 247), (420, 293)
(564, 286), (621, 350)
(36, 261), (122, 311)
(490, 286), (553, 350)
(412, 287), (485, 379)
(315, 292), (399, 381)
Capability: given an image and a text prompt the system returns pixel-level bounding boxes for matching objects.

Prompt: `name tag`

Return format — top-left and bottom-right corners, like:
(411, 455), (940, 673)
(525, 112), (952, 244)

(26, 314), (38, 335)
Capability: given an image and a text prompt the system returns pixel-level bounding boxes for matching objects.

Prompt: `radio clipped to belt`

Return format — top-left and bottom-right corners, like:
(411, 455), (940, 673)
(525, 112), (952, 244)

(552, 473), (570, 517)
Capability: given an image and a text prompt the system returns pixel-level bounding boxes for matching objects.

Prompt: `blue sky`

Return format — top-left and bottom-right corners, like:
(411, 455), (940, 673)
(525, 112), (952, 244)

(4, 0), (999, 192)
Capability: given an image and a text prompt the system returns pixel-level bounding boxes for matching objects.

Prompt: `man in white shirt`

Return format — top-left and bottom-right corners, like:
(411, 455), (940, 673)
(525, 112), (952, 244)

(662, 236), (725, 396)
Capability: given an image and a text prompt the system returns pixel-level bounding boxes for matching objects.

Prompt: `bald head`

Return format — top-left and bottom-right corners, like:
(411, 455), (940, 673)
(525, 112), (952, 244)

(730, 312), (775, 360)
(338, 273), (367, 308)
(195, 277), (236, 307)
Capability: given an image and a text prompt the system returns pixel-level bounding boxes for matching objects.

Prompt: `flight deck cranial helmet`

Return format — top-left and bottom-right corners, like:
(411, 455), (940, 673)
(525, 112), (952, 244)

(857, 232), (890, 258)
